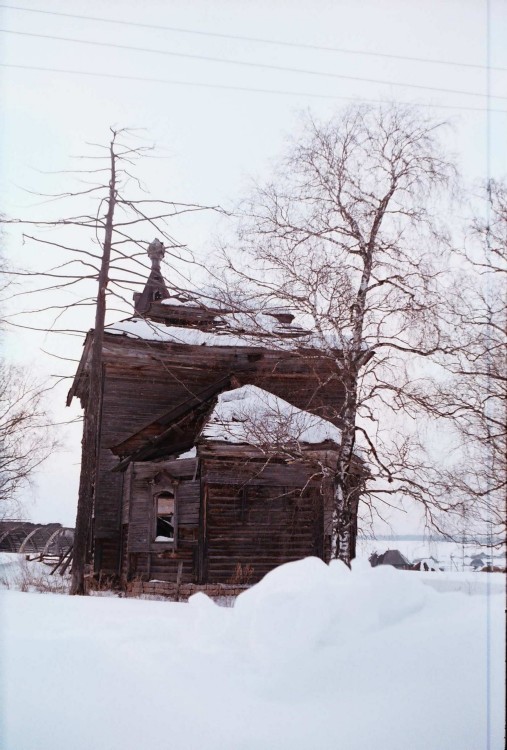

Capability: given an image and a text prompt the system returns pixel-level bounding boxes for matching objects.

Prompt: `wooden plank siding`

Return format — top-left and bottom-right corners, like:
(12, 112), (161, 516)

(119, 454), (334, 585)
(124, 461), (200, 583)
(73, 331), (347, 576)
(201, 455), (328, 584)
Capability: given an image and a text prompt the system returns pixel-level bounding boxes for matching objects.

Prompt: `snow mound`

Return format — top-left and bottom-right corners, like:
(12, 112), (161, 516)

(187, 557), (428, 678)
(1, 557), (505, 750)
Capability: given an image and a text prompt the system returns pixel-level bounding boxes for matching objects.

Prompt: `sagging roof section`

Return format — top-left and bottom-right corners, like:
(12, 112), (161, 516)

(111, 382), (346, 472)
(202, 385), (343, 446)
(111, 374), (238, 470)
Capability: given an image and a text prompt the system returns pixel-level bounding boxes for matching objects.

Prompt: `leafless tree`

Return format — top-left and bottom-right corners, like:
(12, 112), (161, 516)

(1, 129), (219, 593)
(216, 104), (457, 565)
(422, 180), (506, 546)
(0, 239), (57, 518)
(0, 362), (57, 518)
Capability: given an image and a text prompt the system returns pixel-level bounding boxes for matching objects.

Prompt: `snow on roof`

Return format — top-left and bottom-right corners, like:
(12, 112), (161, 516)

(104, 316), (366, 355)
(379, 550), (411, 567)
(200, 385), (342, 447)
(160, 294), (203, 307)
(105, 317), (308, 349)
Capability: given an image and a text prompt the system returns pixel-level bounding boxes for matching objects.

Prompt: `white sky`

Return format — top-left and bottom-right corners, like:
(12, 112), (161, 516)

(1, 0), (506, 529)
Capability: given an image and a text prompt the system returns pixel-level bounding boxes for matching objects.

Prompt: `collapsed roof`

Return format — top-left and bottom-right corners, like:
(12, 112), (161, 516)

(202, 385), (343, 446)
(111, 381), (349, 471)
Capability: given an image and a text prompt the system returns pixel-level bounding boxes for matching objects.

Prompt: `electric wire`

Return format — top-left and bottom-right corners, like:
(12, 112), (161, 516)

(1, 3), (505, 73)
(1, 27), (505, 101)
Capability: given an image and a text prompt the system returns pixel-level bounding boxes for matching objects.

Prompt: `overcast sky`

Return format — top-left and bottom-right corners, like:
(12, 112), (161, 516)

(1, 0), (506, 529)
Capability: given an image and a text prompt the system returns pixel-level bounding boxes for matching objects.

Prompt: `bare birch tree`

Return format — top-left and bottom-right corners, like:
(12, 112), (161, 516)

(424, 180), (506, 546)
(217, 104), (455, 565)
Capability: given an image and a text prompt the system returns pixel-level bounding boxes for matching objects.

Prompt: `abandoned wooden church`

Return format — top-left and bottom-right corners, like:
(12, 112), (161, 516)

(68, 240), (364, 588)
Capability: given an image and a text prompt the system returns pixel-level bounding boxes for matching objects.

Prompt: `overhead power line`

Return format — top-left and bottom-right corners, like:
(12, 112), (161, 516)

(1, 3), (506, 74)
(1, 28), (505, 101)
(2, 62), (507, 115)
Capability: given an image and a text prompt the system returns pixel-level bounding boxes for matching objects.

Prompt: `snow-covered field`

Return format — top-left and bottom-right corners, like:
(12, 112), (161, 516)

(0, 556), (505, 750)
(357, 538), (507, 572)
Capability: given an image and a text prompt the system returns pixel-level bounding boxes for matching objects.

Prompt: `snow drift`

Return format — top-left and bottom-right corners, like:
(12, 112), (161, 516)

(1, 557), (504, 750)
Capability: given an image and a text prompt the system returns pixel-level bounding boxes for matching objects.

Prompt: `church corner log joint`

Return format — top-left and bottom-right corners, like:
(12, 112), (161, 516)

(67, 239), (367, 591)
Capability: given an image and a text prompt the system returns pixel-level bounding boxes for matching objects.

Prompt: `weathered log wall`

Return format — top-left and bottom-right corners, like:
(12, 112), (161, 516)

(201, 456), (328, 584)
(77, 332), (345, 574)
(119, 454), (334, 585)
(121, 460), (200, 583)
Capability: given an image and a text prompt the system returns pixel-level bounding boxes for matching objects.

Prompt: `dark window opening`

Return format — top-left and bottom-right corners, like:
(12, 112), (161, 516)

(155, 490), (175, 542)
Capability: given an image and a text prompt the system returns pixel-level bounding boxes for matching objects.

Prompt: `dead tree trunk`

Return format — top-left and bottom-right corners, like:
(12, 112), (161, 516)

(70, 137), (117, 595)
(2, 130), (219, 589)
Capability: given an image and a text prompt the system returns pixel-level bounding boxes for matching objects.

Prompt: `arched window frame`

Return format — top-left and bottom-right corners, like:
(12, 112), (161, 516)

(153, 486), (177, 547)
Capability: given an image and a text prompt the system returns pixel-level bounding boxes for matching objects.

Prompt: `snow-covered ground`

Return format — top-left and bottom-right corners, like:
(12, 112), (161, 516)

(0, 556), (505, 750)
(0, 553), (70, 594)
(357, 538), (507, 572)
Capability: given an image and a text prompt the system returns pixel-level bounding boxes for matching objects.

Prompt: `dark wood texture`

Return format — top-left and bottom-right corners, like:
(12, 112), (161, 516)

(120, 453), (333, 585)
(70, 326), (350, 577)
(123, 461), (200, 583)
(201, 455), (330, 583)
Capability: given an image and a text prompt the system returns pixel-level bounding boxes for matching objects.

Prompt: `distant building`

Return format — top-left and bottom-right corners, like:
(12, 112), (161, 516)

(369, 549), (411, 569)
(411, 557), (443, 571)
(0, 521), (73, 557)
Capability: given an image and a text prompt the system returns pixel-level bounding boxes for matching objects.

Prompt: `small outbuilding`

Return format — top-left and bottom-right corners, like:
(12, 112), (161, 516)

(369, 549), (412, 570)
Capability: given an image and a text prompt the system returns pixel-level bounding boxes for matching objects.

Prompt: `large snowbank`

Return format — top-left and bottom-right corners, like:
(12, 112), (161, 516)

(1, 557), (504, 750)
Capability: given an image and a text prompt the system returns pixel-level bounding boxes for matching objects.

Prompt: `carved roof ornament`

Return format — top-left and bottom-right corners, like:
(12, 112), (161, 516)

(133, 237), (170, 315)
(147, 237), (165, 268)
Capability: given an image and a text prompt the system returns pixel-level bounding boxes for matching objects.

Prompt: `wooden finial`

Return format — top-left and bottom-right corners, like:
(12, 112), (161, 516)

(147, 238), (165, 268)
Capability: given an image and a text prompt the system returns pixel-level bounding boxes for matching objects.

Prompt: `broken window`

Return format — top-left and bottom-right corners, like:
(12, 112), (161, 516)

(154, 490), (176, 542)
